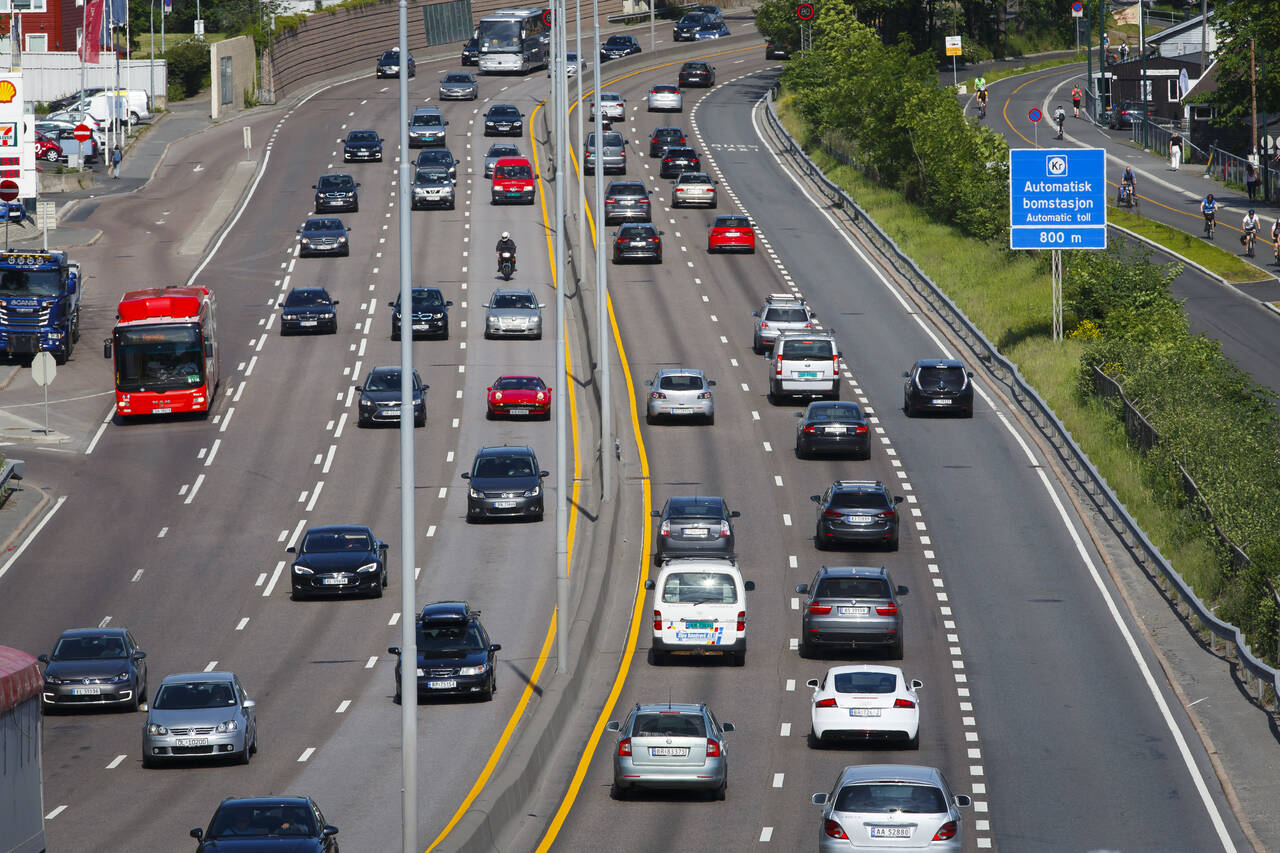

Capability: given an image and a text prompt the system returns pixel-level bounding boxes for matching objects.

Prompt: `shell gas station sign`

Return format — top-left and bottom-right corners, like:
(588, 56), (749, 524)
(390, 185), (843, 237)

(0, 74), (34, 199)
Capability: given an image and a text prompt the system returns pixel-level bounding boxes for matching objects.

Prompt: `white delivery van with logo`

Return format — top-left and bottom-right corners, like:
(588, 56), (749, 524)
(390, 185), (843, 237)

(644, 556), (755, 666)
(72, 90), (151, 125)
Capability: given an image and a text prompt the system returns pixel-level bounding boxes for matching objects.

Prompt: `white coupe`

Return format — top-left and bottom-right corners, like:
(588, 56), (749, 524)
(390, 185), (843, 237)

(808, 664), (922, 748)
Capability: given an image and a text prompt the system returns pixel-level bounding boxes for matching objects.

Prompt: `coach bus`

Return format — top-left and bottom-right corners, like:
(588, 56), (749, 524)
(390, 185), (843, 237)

(477, 8), (550, 73)
(104, 285), (221, 417)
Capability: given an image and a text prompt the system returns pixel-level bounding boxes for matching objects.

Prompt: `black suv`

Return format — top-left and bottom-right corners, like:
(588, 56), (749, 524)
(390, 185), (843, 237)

(902, 358), (974, 417)
(461, 445), (548, 522)
(600, 34), (641, 61)
(796, 566), (908, 659)
(649, 126), (686, 158)
(811, 480), (903, 551)
(678, 60), (716, 88)
(652, 495), (740, 561)
(190, 796), (339, 851)
(673, 12), (708, 40)
(280, 287), (339, 335)
(343, 128), (383, 162)
(313, 173), (360, 213)
(389, 601), (501, 703)
(389, 286), (452, 340)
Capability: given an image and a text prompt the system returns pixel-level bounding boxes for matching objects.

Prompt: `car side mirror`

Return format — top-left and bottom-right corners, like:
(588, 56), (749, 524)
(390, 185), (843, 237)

(794, 411), (803, 418)
(346, 227), (351, 232)
(37, 654), (49, 663)
(894, 496), (904, 504)
(752, 311), (759, 317)
(461, 472), (471, 480)
(604, 721), (621, 732)
(191, 829), (204, 840)
(388, 646), (401, 656)
(806, 678), (819, 689)
(707, 380), (717, 387)
(812, 793), (828, 806)
(446, 300), (454, 306)
(311, 185), (317, 189)
(954, 795), (973, 808)
(910, 679), (924, 690)
(356, 182), (362, 187)
(730, 510), (740, 518)
(721, 721), (735, 732)
(744, 580), (756, 591)
(286, 546), (297, 553)
(644, 380), (653, 386)
(133, 651), (147, 660)
(795, 583), (809, 594)
(902, 371), (910, 378)
(809, 495), (820, 503)
(538, 303), (547, 309)
(296, 227), (302, 233)
(897, 584), (909, 595)
(967, 370), (974, 378)
(332, 300), (340, 306)
(321, 826), (339, 838)
(643, 579), (655, 590)
(489, 644), (502, 652)
(539, 470), (549, 478)
(388, 301), (396, 307)
(242, 699), (256, 709)
(651, 509), (661, 516)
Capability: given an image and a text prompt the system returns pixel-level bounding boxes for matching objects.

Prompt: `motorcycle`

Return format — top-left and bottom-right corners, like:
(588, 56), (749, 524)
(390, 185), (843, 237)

(498, 250), (516, 281)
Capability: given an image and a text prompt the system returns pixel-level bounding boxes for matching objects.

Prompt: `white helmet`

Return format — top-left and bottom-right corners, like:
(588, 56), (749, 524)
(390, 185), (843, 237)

(501, 231), (510, 240)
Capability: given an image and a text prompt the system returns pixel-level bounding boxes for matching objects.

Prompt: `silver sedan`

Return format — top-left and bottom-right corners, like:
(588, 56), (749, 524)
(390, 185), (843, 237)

(483, 288), (545, 339)
(647, 84), (683, 112)
(439, 71), (478, 100)
(644, 367), (715, 425)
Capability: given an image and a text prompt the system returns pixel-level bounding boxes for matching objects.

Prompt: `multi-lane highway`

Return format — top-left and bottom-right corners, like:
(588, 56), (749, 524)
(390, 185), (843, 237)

(0, 23), (1262, 853)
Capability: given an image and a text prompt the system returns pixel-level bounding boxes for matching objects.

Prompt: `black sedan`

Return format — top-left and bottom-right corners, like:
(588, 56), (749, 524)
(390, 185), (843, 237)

(376, 47), (415, 78)
(280, 287), (339, 335)
(357, 365), (427, 427)
(288, 524), (388, 599)
(612, 223), (663, 263)
(297, 217), (350, 257)
(903, 358), (974, 417)
(461, 445), (548, 522)
(600, 34), (641, 61)
(343, 128), (383, 162)
(38, 628), (147, 712)
(414, 147), (457, 181)
(794, 401), (871, 459)
(389, 601), (501, 703)
(678, 60), (716, 87)
(389, 287), (452, 340)
(659, 146), (700, 178)
(313, 173), (360, 213)
(483, 105), (524, 137)
(652, 496), (740, 562)
(461, 36), (479, 65)
(191, 796), (338, 851)
(765, 40), (791, 59)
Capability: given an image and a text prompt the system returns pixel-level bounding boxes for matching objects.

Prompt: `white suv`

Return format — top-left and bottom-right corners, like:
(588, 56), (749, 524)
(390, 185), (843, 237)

(769, 333), (841, 403)
(644, 557), (755, 666)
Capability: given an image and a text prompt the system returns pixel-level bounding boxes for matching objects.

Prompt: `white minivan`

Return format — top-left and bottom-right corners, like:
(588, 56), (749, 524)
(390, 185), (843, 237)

(644, 557), (755, 666)
(73, 90), (151, 125)
(769, 332), (841, 402)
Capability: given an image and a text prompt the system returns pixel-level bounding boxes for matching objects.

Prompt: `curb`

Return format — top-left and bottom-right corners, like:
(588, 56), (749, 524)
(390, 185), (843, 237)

(0, 482), (52, 561)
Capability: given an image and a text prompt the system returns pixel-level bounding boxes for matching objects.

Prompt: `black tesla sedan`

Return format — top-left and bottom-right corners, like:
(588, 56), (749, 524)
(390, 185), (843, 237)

(287, 524), (388, 599)
(389, 601), (501, 703)
(191, 796), (338, 851)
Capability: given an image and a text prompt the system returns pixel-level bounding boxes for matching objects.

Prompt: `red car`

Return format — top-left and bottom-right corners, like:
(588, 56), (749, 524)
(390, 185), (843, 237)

(486, 375), (552, 419)
(491, 156), (536, 205)
(707, 214), (755, 253)
(34, 131), (63, 162)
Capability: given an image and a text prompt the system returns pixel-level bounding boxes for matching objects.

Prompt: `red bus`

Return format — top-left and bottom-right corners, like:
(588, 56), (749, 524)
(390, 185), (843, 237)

(104, 285), (221, 416)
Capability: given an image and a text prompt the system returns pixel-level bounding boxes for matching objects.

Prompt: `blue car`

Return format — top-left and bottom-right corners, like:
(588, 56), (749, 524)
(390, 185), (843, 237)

(5, 201), (25, 223)
(693, 21), (730, 40)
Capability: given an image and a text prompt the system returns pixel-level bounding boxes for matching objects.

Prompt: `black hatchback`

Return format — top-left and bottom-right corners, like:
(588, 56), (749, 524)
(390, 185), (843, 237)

(389, 286), (452, 340)
(343, 128), (383, 162)
(462, 445), (548, 521)
(38, 628), (148, 712)
(357, 365), (427, 427)
(794, 401), (870, 459)
(902, 358), (974, 417)
(389, 601), (502, 703)
(191, 796), (338, 851)
(678, 60), (716, 88)
(812, 480), (903, 551)
(649, 126), (686, 157)
(652, 495), (740, 562)
(659, 146), (700, 178)
(288, 524), (389, 599)
(280, 287), (339, 335)
(313, 173), (359, 213)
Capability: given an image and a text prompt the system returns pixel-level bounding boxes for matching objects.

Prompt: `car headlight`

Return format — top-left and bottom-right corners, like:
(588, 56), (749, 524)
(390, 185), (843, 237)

(492, 391), (503, 401)
(487, 316), (500, 326)
(320, 312), (334, 319)
(523, 486), (541, 498)
(45, 675), (64, 685)
(469, 488), (484, 499)
(458, 663), (488, 676)
(292, 563), (314, 575)
(356, 562), (380, 573)
(146, 723), (169, 736)
(215, 720), (240, 733)
(300, 238), (311, 245)
(338, 236), (347, 243)
(486, 121), (495, 126)
(111, 671), (131, 683)
(415, 668), (426, 677)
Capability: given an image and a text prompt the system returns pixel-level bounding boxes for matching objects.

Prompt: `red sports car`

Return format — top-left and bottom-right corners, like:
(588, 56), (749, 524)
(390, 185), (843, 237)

(486, 375), (552, 419)
(34, 131), (63, 162)
(707, 214), (755, 253)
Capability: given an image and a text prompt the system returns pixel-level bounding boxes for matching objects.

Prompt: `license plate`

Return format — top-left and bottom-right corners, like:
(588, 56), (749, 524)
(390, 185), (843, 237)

(649, 747), (689, 757)
(846, 516), (874, 525)
(848, 708), (882, 717)
(826, 426), (847, 434)
(413, 324), (430, 330)
(175, 737), (209, 747)
(870, 826), (910, 838)
(723, 231), (740, 237)
(510, 408), (530, 415)
(931, 398), (952, 405)
(507, 192), (523, 197)
(322, 577), (347, 585)
(684, 527), (709, 538)
(672, 407), (693, 414)
(494, 500), (518, 508)
(685, 620), (713, 629)
(427, 680), (457, 689)
(838, 606), (869, 616)
(153, 407), (171, 414)
(71, 687), (101, 696)
(631, 241), (647, 248)
(300, 320), (318, 326)
(797, 371), (819, 378)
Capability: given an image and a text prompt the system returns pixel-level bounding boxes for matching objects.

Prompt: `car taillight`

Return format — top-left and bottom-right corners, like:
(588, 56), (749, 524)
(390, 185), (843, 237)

(877, 509), (896, 520)
(759, 321), (768, 328)
(855, 425), (868, 434)
(804, 322), (813, 329)
(776, 355), (783, 376)
(697, 391), (712, 400)
(933, 821), (958, 841)
(680, 137), (686, 143)
(664, 158), (674, 164)
(653, 610), (662, 631)
(659, 520), (671, 537)
(651, 137), (659, 143)
(650, 391), (666, 399)
(802, 424), (817, 434)
(832, 353), (840, 371)
(616, 237), (626, 244)
(808, 603), (832, 614)
(823, 509), (843, 518)
(815, 697), (837, 708)
(705, 738), (721, 757)
(618, 737), (632, 757)
(893, 698), (916, 709)
(824, 820), (849, 840)
(736, 610), (745, 631)
(876, 602), (898, 616)
(649, 237), (660, 243)
(606, 196), (617, 203)
(718, 520), (730, 537)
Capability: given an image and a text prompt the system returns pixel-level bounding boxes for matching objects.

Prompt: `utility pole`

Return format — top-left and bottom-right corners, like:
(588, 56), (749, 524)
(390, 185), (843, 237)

(1139, 2), (1147, 139)
(149, 0), (155, 119)
(648, 0), (654, 52)
(1249, 38), (1258, 166)
(593, 0), (610, 499)
(553, 0), (570, 676)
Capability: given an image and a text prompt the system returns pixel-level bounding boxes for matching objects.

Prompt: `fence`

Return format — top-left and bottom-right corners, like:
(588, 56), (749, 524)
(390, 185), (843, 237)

(762, 84), (1280, 710)
(0, 52), (167, 106)
(1130, 116), (1207, 166)
(1204, 145), (1278, 203)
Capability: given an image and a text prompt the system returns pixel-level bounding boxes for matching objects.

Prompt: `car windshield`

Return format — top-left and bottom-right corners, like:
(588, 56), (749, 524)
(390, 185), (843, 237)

(208, 804), (317, 839)
(808, 403), (861, 421)
(488, 145), (519, 157)
(153, 681), (237, 710)
(0, 267), (63, 297)
(833, 671), (898, 693)
(667, 500), (724, 519)
(658, 374), (704, 391)
(829, 492), (889, 510)
(410, 290), (444, 307)
(633, 712), (706, 737)
(473, 454), (536, 477)
(364, 370), (411, 392)
(303, 530), (374, 551)
(444, 73), (472, 83)
(380, 51), (400, 63)
(679, 13), (706, 25)
(494, 377), (544, 390)
(415, 169), (448, 183)
(492, 293), (535, 309)
(418, 623), (485, 651)
(661, 572), (737, 604)
(490, 106), (520, 118)
(303, 219), (341, 232)
(680, 174), (712, 185)
(316, 175), (354, 190)
(52, 635), (126, 660)
(496, 163), (532, 179)
(348, 131), (378, 143)
(834, 783), (947, 815)
(917, 366), (966, 386)
(411, 113), (443, 126)
(716, 216), (749, 228)
(604, 36), (631, 47)
(780, 340), (832, 359)
(284, 290), (331, 307)
(764, 307), (808, 322)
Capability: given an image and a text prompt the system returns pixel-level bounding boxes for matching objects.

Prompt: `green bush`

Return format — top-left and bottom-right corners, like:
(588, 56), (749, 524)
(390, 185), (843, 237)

(166, 39), (210, 99)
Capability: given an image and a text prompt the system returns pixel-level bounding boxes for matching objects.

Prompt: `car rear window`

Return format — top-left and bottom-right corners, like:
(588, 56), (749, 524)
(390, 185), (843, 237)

(716, 216), (749, 228)
(659, 374), (704, 391)
(653, 85), (679, 93)
(667, 500), (723, 519)
(833, 671), (898, 693)
(834, 784), (947, 815)
(610, 184), (646, 196)
(660, 572), (737, 604)
(764, 307), (808, 323)
(780, 340), (833, 360)
(316, 175), (353, 190)
(680, 174), (712, 185)
(917, 365), (967, 386)
(808, 403), (862, 421)
(633, 712), (706, 737)
(655, 129), (683, 139)
(815, 577), (890, 598)
(619, 225), (654, 238)
(488, 145), (519, 157)
(828, 492), (890, 510)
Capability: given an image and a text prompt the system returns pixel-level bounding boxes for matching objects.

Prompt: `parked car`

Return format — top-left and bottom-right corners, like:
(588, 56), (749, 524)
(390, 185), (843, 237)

(38, 628), (147, 712)
(389, 601), (501, 702)
(604, 702), (736, 800)
(811, 765), (971, 850)
(34, 131), (63, 162)
(796, 565), (908, 658)
(142, 672), (257, 767)
(190, 796), (338, 851)
(812, 480), (903, 551)
(287, 524), (390, 595)
(1107, 99), (1154, 130)
(279, 286), (339, 335)
(902, 358), (974, 417)
(47, 86), (105, 113)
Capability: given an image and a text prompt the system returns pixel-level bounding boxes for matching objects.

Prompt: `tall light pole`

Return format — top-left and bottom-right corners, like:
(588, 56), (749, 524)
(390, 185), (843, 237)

(394, 0), (417, 847)
(149, 0), (155, 116)
(553, 0), (572, 675)
(593, 0), (609, 497)
(649, 0), (655, 52)
(575, 0), (584, 283)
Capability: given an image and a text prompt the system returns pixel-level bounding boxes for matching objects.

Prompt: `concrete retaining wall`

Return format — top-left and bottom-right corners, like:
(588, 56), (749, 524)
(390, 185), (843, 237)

(210, 36), (258, 121)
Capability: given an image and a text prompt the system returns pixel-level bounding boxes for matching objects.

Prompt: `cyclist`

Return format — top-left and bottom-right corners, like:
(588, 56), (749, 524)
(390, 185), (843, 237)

(976, 87), (988, 118)
(1241, 209), (1260, 257)
(1071, 84), (1083, 118)
(1118, 166), (1136, 206)
(1273, 218), (1280, 264)
(1053, 106), (1066, 139)
(974, 75), (987, 96)
(1200, 193), (1216, 238)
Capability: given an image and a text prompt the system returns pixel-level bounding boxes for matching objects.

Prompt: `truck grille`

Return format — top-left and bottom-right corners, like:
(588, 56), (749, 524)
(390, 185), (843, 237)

(0, 303), (50, 328)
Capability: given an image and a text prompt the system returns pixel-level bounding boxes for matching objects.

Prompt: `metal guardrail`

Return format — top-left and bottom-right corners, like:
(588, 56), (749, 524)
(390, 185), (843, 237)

(1130, 116), (1207, 166)
(1205, 145), (1277, 204)
(0, 458), (24, 504)
(761, 85), (1280, 708)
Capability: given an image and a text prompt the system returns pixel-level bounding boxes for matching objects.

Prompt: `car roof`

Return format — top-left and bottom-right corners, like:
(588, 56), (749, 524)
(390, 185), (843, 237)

(159, 671), (237, 684)
(475, 444), (535, 457)
(816, 565), (890, 579)
(666, 495), (725, 508)
(218, 796), (313, 808)
(633, 701), (704, 714)
(835, 764), (946, 787)
(411, 106), (443, 115)
(306, 523), (375, 535)
(57, 627), (129, 639)
(677, 171), (712, 180)
(656, 556), (742, 573)
(419, 600), (473, 622)
(655, 367), (705, 377)
(488, 103), (520, 111)
(913, 358), (965, 368)
(491, 287), (537, 299)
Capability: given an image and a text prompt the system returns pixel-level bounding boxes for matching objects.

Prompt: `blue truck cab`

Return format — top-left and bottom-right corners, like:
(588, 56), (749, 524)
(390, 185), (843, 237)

(0, 250), (82, 364)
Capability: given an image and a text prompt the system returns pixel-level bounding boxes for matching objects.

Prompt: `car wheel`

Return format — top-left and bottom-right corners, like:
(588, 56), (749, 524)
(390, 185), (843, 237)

(903, 396), (914, 417)
(645, 411), (656, 425)
(906, 731), (920, 750)
(482, 675), (495, 701)
(485, 407), (496, 420)
(127, 689), (141, 713)
(705, 412), (714, 426)
(887, 533), (900, 552)
(799, 636), (815, 658)
(610, 782), (630, 800)
(710, 197), (717, 209)
(887, 635), (904, 660)
(391, 330), (401, 341)
(651, 648), (667, 666)
(357, 415), (370, 428)
(795, 440), (807, 459)
(814, 526), (828, 551)
(237, 742), (252, 765)
(712, 780), (727, 801)
(807, 731), (826, 750)
(829, 385), (840, 401)
(353, 202), (360, 213)
(393, 679), (401, 705)
(415, 413), (425, 428)
(729, 650), (745, 667)
(963, 405), (975, 418)
(43, 148), (60, 162)
(752, 339), (764, 355)
(142, 752), (157, 769)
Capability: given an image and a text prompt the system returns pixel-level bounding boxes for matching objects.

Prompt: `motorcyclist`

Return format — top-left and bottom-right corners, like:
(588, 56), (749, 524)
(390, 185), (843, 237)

(495, 231), (517, 272)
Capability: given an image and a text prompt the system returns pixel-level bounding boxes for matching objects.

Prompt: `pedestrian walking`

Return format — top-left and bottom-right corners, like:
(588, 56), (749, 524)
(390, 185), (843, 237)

(1119, 42), (1130, 61)
(1071, 84), (1083, 118)
(1169, 130), (1183, 170)
(1246, 162), (1260, 202)
(110, 144), (122, 180)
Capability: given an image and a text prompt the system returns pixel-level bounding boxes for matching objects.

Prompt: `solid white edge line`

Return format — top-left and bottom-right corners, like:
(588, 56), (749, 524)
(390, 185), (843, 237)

(750, 87), (1237, 852)
(84, 411), (112, 455)
(0, 496), (66, 581)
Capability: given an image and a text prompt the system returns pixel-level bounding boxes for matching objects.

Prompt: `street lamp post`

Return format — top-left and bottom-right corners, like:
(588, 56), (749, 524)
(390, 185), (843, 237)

(149, 0), (156, 116)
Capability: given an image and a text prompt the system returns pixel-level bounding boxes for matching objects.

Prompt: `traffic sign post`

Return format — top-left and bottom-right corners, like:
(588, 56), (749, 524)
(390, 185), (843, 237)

(945, 36), (962, 88)
(1010, 148), (1107, 341)
(36, 200), (55, 250)
(31, 351), (57, 436)
(1027, 107), (1041, 146)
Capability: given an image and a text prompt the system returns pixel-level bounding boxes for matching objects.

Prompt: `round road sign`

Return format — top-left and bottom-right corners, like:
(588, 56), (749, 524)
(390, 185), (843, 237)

(542, 8), (552, 25)
(0, 180), (18, 202)
(797, 2), (815, 19)
(73, 123), (93, 142)
(1071, 1), (1083, 11)
(1028, 107), (1042, 123)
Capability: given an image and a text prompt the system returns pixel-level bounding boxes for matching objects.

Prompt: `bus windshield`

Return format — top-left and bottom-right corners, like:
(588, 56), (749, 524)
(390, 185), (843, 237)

(479, 19), (522, 52)
(0, 267), (62, 297)
(114, 324), (205, 392)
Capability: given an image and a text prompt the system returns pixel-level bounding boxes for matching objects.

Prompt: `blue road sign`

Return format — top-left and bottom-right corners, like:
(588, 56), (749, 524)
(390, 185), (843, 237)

(1009, 148), (1107, 250)
(1028, 108), (1042, 123)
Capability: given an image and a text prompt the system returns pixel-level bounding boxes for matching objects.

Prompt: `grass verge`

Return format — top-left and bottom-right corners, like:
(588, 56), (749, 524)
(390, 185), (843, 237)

(775, 94), (1224, 608)
(1109, 207), (1270, 283)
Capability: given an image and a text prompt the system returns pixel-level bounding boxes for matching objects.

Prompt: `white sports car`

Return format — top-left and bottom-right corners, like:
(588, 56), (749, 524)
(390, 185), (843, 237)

(808, 664), (921, 748)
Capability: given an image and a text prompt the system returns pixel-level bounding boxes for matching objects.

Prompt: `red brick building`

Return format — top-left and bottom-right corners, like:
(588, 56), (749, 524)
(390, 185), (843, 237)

(11, 0), (82, 53)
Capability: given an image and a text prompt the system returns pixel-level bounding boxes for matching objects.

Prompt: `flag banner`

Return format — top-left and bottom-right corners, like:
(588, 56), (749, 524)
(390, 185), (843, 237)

(81, 0), (104, 62)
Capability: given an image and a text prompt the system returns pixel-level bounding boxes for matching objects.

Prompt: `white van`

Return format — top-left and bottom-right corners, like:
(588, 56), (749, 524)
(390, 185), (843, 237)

(644, 557), (755, 666)
(769, 332), (841, 402)
(72, 90), (151, 125)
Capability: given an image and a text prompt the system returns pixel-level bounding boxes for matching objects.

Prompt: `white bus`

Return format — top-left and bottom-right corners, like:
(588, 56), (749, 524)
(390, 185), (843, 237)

(477, 8), (551, 73)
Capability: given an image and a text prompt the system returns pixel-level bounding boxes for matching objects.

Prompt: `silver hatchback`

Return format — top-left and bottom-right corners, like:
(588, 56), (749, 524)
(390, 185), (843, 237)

(141, 672), (257, 767)
(483, 288), (545, 339)
(752, 293), (816, 353)
(647, 84), (683, 112)
(605, 702), (735, 800)
(644, 368), (715, 424)
(812, 764), (971, 851)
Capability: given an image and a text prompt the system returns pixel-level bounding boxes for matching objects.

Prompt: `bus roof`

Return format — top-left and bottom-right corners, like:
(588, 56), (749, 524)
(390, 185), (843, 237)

(117, 285), (213, 324)
(480, 7), (544, 19)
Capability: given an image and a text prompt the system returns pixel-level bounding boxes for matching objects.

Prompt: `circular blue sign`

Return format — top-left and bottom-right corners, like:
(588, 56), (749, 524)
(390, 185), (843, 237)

(1071, 1), (1083, 11)
(1028, 108), (1042, 123)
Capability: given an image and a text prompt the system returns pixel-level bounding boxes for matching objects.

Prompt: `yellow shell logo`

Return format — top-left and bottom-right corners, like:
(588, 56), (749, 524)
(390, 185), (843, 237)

(0, 81), (15, 103)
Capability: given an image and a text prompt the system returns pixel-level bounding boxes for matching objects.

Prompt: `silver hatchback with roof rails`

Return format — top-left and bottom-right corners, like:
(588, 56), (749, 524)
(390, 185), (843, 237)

(605, 702), (736, 800)
(752, 293), (816, 354)
(797, 566), (908, 659)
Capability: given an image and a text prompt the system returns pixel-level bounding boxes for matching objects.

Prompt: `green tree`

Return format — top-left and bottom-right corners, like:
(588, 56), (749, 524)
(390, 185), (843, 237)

(1196, 0), (1280, 137)
(754, 0), (802, 50)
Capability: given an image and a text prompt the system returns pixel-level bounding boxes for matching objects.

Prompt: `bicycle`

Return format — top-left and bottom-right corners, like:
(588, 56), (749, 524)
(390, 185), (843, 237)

(1243, 230), (1256, 258)
(1116, 184), (1137, 209)
(1203, 212), (1215, 240)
